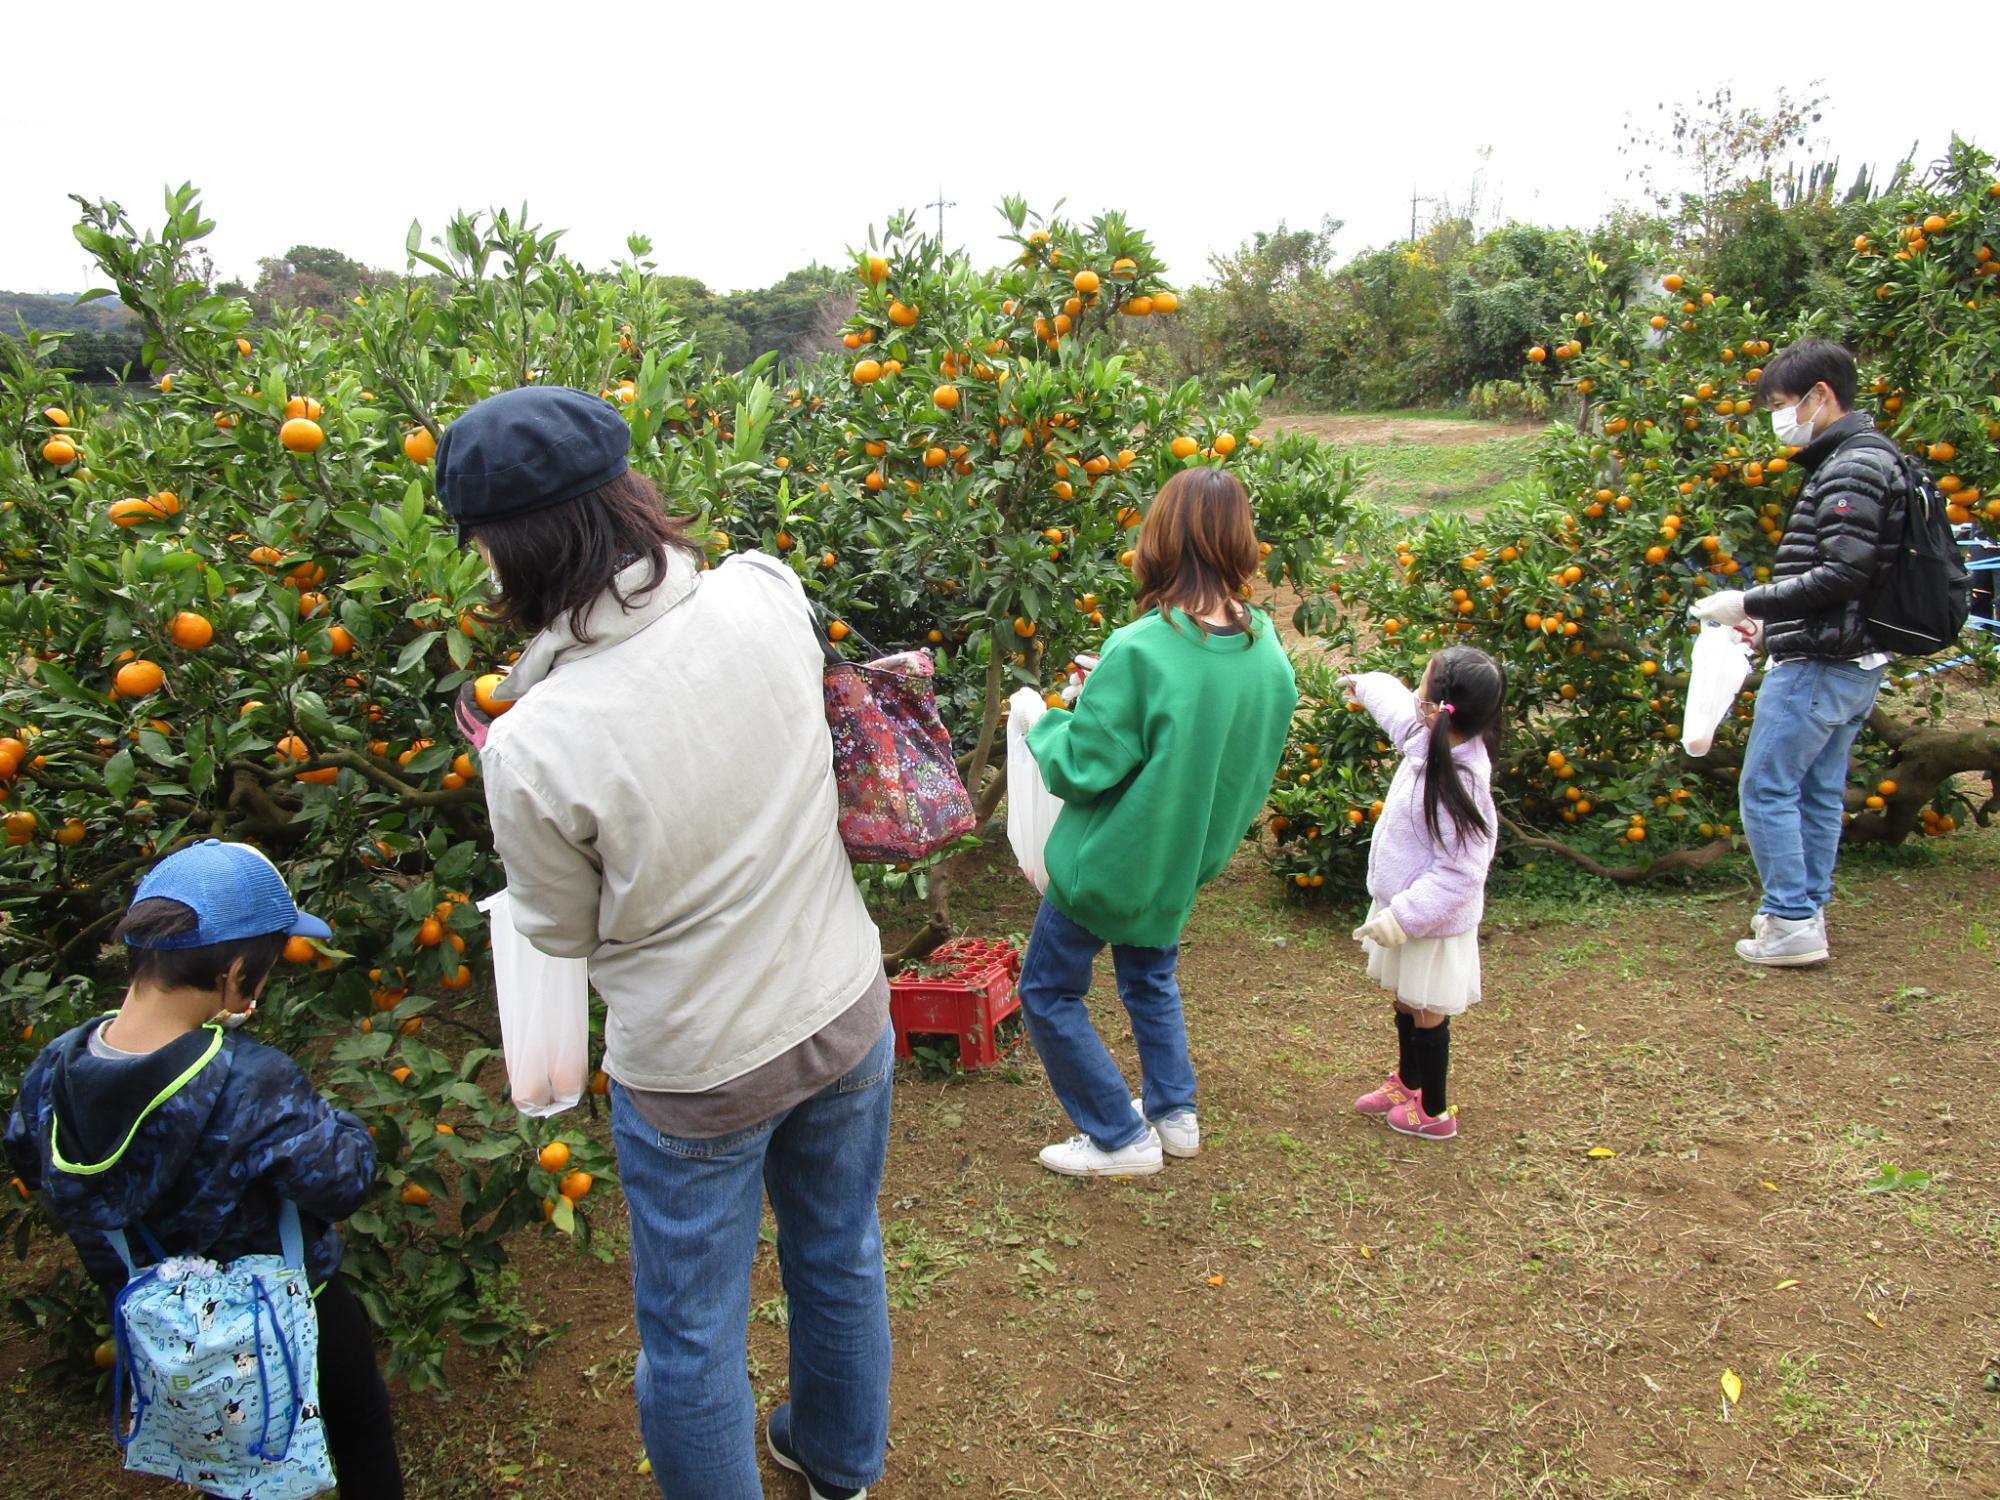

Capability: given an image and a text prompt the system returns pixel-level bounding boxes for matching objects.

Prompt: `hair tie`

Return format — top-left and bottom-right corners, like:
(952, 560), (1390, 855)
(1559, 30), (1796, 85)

(1442, 702), (1456, 715)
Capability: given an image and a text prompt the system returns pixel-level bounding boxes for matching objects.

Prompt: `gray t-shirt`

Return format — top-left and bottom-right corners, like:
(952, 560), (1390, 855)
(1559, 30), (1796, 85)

(620, 970), (890, 1140)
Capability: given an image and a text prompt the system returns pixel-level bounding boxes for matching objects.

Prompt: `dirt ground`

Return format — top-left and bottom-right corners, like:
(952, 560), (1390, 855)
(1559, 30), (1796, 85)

(6, 829), (1997, 1499)
(1264, 412), (1542, 449)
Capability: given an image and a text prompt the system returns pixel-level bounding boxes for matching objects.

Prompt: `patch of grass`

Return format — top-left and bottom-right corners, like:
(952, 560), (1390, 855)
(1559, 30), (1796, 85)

(1342, 437), (1539, 513)
(882, 1218), (967, 1308)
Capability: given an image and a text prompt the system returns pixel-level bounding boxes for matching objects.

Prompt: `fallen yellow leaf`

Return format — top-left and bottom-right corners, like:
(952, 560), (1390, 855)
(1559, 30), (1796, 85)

(1720, 1368), (1743, 1403)
(1864, 1311), (1884, 1329)
(1587, 1146), (1617, 1159)
(1206, 1274), (1225, 1287)
(636, 1456), (653, 1476)
(1774, 1279), (1800, 1291)
(1759, 1180), (1779, 1192)
(1358, 1246), (1372, 1259)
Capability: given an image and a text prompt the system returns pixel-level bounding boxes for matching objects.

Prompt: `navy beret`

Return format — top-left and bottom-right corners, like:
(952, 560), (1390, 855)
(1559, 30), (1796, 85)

(435, 386), (632, 542)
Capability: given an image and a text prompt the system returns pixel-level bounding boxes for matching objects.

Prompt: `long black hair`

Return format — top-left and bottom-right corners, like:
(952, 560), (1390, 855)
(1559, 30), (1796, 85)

(1419, 646), (1506, 847)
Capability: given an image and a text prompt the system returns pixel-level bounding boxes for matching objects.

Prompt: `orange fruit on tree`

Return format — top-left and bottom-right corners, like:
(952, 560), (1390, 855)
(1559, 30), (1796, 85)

(559, 1170), (593, 1201)
(1213, 431), (1237, 456)
(1072, 269), (1101, 294)
(109, 498), (164, 527)
(473, 673), (513, 716)
(399, 1182), (432, 1206)
(441, 964), (472, 991)
(43, 405), (71, 427)
(149, 490), (181, 515)
(41, 437), (77, 466)
(167, 611), (214, 650)
(538, 1141), (571, 1173)
(114, 660), (165, 698)
(1877, 779), (1898, 796)
(273, 734), (310, 763)
(888, 301), (918, 327)
(933, 384), (960, 411)
(416, 917), (443, 948)
(279, 417), (325, 454)
(283, 395), (323, 421)
(851, 359), (882, 385)
(923, 445), (948, 468)
(327, 625), (354, 655)
(1013, 617), (1036, 638)
(1150, 291), (1178, 313)
(54, 818), (86, 847)
(4, 810), (37, 841)
(403, 427), (437, 464)
(862, 254), (888, 284)
(827, 620), (850, 643)
(1169, 436), (1198, 460)
(283, 935), (318, 964)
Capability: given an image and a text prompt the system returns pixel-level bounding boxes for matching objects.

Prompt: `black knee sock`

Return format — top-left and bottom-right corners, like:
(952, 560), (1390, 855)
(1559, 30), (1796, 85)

(1394, 1008), (1416, 1084)
(1412, 1018), (1450, 1116)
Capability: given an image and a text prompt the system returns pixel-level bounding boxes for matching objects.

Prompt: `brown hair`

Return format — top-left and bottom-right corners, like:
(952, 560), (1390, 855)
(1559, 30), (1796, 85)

(474, 470), (700, 641)
(1133, 467), (1260, 641)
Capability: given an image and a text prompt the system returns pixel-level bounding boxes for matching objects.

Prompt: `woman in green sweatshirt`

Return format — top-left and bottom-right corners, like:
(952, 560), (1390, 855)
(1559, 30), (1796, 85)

(1017, 467), (1298, 1177)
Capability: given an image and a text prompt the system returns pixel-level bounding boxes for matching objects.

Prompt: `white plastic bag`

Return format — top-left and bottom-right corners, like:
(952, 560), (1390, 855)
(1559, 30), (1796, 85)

(1681, 622), (1754, 757)
(1006, 688), (1064, 894)
(476, 889), (590, 1117)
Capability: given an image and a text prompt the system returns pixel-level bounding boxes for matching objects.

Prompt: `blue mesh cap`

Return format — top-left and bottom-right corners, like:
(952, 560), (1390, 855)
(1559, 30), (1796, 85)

(125, 840), (333, 950)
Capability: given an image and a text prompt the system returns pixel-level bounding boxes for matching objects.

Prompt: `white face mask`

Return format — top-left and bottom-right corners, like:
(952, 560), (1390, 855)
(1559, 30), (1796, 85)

(1769, 390), (1819, 447)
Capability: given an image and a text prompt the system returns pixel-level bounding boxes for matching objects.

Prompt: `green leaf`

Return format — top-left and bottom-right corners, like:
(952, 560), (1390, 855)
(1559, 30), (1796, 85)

(395, 633), (439, 673)
(551, 1196), (576, 1234)
(104, 748), (136, 800)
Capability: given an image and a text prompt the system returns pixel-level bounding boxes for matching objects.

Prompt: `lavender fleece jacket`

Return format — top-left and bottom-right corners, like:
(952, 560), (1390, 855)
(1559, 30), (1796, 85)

(1352, 672), (1498, 939)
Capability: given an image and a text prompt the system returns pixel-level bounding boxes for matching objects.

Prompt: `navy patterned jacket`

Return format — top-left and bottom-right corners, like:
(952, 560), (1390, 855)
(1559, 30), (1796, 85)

(4, 1016), (375, 1289)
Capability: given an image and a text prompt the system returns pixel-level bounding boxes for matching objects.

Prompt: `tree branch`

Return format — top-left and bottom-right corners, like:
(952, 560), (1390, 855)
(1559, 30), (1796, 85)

(1500, 815), (1735, 883)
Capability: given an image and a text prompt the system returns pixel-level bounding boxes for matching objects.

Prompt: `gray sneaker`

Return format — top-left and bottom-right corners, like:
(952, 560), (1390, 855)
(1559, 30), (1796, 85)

(1736, 913), (1829, 967)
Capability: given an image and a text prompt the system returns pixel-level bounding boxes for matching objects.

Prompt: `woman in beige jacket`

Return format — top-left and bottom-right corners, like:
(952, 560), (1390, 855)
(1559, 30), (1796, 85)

(438, 386), (890, 1500)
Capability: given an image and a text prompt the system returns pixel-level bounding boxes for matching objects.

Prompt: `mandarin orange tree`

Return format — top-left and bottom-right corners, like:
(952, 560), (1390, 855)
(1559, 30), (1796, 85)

(716, 202), (1355, 951)
(1270, 145), (2000, 893)
(2, 186), (1354, 1377)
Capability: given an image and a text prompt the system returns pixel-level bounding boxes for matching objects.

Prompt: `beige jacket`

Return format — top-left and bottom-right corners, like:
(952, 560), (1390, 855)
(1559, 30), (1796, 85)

(479, 548), (882, 1092)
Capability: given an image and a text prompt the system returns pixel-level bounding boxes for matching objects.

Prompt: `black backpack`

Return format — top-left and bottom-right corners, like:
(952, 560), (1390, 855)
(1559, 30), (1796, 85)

(1850, 435), (1972, 657)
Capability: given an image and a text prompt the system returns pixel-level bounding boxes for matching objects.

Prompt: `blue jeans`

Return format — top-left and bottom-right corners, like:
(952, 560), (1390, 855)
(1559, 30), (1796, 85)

(1017, 900), (1195, 1151)
(1739, 657), (1885, 921)
(609, 1024), (894, 1500)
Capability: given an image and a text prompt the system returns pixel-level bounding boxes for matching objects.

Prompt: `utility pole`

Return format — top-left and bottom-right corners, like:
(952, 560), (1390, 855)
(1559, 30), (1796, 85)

(1409, 186), (1437, 243)
(925, 184), (956, 247)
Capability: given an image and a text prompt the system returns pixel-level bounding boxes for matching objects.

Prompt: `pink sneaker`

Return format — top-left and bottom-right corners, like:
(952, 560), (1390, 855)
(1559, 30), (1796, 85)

(1355, 1073), (1413, 1117)
(1386, 1094), (1457, 1141)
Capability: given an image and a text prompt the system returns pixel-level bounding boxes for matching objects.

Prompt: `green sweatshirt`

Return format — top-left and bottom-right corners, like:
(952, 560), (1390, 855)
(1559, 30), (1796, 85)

(1027, 607), (1298, 947)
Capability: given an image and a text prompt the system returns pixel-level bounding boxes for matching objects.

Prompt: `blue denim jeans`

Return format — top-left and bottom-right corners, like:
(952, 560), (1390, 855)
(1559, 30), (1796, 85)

(1017, 900), (1195, 1151)
(1739, 657), (1885, 921)
(609, 1024), (894, 1500)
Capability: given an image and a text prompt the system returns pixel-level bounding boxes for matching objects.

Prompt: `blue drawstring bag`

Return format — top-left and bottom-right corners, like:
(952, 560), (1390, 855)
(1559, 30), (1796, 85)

(107, 1200), (334, 1499)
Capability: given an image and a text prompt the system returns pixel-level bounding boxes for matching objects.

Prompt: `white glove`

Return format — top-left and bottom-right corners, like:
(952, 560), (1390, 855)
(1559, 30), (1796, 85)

(1008, 687), (1047, 731)
(1352, 907), (1409, 948)
(1691, 592), (1749, 627)
(1059, 653), (1100, 705)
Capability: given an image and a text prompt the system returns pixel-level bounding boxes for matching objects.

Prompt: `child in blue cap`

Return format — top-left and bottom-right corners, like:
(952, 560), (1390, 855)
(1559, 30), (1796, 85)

(5, 840), (404, 1496)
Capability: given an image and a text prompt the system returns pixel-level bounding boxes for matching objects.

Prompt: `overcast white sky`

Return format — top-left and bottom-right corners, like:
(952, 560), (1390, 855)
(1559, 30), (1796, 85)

(2, 2), (1991, 296)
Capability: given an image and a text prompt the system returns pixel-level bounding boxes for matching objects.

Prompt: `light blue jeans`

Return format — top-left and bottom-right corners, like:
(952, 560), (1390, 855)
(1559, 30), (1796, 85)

(1017, 900), (1196, 1151)
(609, 1024), (894, 1500)
(1738, 657), (1885, 921)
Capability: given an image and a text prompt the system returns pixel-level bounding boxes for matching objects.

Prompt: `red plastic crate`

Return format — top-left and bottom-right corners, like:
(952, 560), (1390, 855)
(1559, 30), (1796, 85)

(889, 936), (1022, 1072)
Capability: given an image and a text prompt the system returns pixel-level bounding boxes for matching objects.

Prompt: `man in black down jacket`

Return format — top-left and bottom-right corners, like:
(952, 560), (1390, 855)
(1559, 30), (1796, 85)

(1691, 340), (1900, 968)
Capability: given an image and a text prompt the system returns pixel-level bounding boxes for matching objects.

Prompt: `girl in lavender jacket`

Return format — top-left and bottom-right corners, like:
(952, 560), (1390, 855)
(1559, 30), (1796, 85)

(1338, 646), (1505, 1141)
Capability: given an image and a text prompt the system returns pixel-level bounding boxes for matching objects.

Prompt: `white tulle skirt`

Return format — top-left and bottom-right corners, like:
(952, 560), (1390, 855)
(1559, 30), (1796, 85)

(1361, 903), (1482, 1016)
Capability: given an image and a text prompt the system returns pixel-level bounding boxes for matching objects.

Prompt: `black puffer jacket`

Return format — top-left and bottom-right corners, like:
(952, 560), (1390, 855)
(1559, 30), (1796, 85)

(1744, 412), (1902, 658)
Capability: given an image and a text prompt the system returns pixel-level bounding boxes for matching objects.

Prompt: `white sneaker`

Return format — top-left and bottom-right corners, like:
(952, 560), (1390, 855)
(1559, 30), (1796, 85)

(1736, 912), (1829, 967)
(1038, 1127), (1164, 1178)
(1132, 1097), (1199, 1158)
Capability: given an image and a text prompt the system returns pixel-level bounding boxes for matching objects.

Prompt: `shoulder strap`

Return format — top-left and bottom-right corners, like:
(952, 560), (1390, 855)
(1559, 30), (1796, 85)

(276, 1198), (305, 1271)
